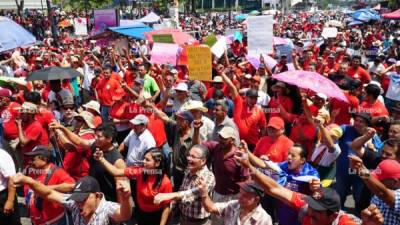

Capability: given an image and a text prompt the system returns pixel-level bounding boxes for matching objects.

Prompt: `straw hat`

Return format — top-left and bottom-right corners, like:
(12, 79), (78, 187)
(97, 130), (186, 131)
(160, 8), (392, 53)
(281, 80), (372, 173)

(75, 111), (95, 129)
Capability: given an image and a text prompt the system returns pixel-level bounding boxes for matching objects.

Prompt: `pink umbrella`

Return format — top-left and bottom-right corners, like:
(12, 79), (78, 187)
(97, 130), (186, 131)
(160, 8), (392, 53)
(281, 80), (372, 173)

(272, 70), (348, 102)
(273, 37), (288, 46)
(144, 29), (196, 45)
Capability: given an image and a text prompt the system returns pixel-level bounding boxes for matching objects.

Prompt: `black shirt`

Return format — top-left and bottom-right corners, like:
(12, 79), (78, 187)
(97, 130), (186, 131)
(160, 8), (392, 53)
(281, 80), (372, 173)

(89, 144), (124, 202)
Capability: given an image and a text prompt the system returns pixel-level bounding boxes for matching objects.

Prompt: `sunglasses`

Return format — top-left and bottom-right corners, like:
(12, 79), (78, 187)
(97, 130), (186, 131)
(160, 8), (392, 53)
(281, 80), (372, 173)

(63, 106), (75, 110)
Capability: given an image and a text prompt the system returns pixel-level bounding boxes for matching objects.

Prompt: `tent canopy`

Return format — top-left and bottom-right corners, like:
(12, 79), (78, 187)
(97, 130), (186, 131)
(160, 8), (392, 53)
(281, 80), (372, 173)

(0, 17), (36, 52)
(119, 20), (146, 27)
(138, 12), (161, 23)
(109, 24), (153, 40)
(382, 9), (400, 20)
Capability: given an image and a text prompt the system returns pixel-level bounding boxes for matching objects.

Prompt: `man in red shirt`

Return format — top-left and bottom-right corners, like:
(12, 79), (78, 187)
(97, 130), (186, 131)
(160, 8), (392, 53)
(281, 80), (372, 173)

(24, 146), (75, 225)
(221, 72), (266, 150)
(347, 56), (371, 84)
(16, 102), (49, 167)
(95, 65), (122, 122)
(359, 83), (389, 125)
(253, 117), (294, 162)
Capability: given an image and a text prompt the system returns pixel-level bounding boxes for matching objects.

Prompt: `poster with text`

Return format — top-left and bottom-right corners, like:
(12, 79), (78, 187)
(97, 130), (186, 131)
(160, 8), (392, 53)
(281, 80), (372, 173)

(247, 15), (273, 58)
(187, 46), (212, 81)
(93, 9), (118, 33)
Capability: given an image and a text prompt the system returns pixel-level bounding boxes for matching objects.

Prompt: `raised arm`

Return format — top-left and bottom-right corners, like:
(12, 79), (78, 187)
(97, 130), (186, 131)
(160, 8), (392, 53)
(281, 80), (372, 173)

(350, 128), (376, 158)
(93, 150), (125, 177)
(11, 173), (64, 204)
(198, 177), (219, 214)
(112, 179), (133, 222)
(49, 121), (92, 150)
(220, 69), (239, 98)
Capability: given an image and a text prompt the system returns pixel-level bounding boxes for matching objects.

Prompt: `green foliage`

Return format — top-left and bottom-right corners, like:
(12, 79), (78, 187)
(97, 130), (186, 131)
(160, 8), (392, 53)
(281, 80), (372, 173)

(56, 0), (113, 11)
(388, 0), (398, 9)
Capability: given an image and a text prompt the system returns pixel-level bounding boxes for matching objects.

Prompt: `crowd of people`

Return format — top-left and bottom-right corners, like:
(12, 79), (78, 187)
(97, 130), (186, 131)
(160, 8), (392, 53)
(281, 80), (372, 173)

(0, 6), (399, 225)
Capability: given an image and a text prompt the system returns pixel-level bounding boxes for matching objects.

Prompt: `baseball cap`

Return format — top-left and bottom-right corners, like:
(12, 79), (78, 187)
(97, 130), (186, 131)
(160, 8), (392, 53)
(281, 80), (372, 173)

(372, 159), (400, 181)
(175, 111), (194, 123)
(174, 82), (189, 92)
(352, 112), (372, 125)
(212, 76), (223, 83)
(130, 114), (149, 125)
(68, 176), (101, 202)
(267, 117), (285, 130)
(246, 89), (258, 98)
(239, 181), (265, 197)
(315, 93), (328, 101)
(218, 126), (237, 139)
(305, 188), (341, 212)
(24, 145), (51, 158)
(0, 88), (12, 98)
(387, 58), (396, 64)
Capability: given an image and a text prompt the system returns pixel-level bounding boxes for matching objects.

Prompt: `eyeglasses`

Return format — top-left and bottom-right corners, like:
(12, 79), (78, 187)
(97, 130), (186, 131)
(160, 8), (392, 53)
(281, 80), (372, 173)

(63, 106), (75, 110)
(186, 154), (202, 160)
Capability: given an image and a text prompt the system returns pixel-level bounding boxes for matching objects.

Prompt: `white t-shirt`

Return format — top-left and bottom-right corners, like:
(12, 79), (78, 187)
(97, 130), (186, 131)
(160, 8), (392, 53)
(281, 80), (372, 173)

(48, 89), (73, 103)
(386, 72), (400, 101)
(310, 143), (341, 167)
(0, 149), (16, 192)
(124, 129), (156, 166)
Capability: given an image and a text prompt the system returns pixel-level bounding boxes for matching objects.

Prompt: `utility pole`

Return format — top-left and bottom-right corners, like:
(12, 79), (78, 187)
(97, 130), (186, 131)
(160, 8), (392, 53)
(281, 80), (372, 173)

(228, 0), (231, 26)
(46, 0), (58, 44)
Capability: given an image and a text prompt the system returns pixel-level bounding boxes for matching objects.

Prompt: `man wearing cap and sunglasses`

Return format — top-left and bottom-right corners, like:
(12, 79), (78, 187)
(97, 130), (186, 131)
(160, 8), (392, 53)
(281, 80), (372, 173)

(11, 174), (133, 225)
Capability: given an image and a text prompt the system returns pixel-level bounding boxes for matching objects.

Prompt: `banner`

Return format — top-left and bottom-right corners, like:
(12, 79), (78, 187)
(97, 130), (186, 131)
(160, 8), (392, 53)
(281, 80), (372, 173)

(321, 27), (338, 39)
(152, 34), (174, 43)
(211, 37), (227, 58)
(74, 18), (88, 36)
(187, 46), (212, 81)
(247, 15), (273, 57)
(94, 9), (118, 33)
(150, 43), (179, 65)
(276, 44), (293, 63)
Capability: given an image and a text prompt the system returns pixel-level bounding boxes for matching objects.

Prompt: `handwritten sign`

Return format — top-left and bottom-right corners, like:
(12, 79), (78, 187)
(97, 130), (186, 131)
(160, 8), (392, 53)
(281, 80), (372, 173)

(150, 43), (179, 65)
(211, 37), (227, 58)
(247, 15), (273, 58)
(187, 46), (212, 81)
(152, 34), (174, 43)
(74, 18), (88, 36)
(321, 27), (338, 39)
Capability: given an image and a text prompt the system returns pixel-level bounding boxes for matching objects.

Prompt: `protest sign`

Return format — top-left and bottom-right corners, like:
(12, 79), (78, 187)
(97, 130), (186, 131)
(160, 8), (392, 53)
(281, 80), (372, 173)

(204, 34), (217, 47)
(152, 34), (174, 43)
(187, 46), (212, 81)
(321, 27), (338, 39)
(211, 36), (227, 58)
(114, 38), (129, 55)
(94, 9), (118, 33)
(74, 18), (88, 36)
(276, 44), (293, 63)
(247, 15), (273, 58)
(150, 43), (179, 65)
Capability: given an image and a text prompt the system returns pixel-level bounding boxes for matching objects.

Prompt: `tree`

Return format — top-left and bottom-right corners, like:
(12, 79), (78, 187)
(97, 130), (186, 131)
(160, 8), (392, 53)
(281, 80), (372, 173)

(388, 0), (399, 9)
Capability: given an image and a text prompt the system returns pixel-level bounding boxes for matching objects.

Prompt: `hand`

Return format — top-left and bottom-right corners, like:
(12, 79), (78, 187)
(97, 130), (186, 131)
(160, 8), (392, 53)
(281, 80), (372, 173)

(196, 177), (207, 197)
(361, 204), (384, 225)
(365, 127), (376, 138)
(309, 178), (321, 193)
(93, 149), (104, 161)
(193, 120), (203, 129)
(120, 81), (127, 89)
(116, 179), (131, 199)
(313, 117), (324, 127)
(239, 140), (249, 153)
(3, 200), (14, 215)
(154, 193), (173, 205)
(234, 148), (250, 168)
(348, 155), (369, 178)
(15, 119), (21, 127)
(11, 173), (27, 187)
(49, 120), (63, 130)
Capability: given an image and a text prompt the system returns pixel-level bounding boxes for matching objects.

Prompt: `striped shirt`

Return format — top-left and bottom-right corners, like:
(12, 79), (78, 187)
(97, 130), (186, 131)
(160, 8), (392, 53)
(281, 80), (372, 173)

(176, 166), (215, 219)
(62, 194), (120, 225)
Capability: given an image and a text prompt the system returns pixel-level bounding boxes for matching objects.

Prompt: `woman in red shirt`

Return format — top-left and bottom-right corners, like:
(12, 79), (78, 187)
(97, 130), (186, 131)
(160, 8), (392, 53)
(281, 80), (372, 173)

(94, 147), (172, 225)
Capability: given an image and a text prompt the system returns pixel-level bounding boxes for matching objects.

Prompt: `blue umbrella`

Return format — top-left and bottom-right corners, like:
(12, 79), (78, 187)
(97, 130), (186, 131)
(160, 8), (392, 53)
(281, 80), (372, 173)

(350, 9), (381, 22)
(0, 17), (36, 52)
(235, 14), (248, 22)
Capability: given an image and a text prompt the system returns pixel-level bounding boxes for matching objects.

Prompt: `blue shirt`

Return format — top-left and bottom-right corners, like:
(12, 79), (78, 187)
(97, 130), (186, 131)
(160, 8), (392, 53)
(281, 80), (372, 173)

(277, 162), (319, 225)
(337, 125), (382, 176)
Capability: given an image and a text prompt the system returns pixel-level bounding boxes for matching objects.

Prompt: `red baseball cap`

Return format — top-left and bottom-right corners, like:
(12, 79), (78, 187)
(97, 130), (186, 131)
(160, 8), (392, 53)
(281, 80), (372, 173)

(267, 117), (285, 130)
(0, 88), (12, 98)
(372, 159), (400, 181)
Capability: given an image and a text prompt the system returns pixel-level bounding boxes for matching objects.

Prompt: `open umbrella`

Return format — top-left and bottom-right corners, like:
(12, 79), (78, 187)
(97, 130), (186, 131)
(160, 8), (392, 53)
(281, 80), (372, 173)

(144, 29), (196, 45)
(0, 17), (36, 52)
(272, 70), (348, 102)
(26, 67), (81, 81)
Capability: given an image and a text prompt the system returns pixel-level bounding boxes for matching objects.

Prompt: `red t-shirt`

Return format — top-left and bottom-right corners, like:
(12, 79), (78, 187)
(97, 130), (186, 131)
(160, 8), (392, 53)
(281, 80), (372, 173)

(268, 96), (293, 118)
(347, 66), (371, 84)
(290, 192), (358, 225)
(359, 100), (389, 118)
(124, 166), (172, 212)
(26, 164), (75, 225)
(22, 121), (49, 166)
(253, 135), (294, 163)
(124, 70), (135, 88)
(95, 78), (122, 106)
(63, 132), (95, 180)
(289, 119), (316, 158)
(233, 95), (267, 146)
(330, 92), (359, 125)
(146, 114), (167, 148)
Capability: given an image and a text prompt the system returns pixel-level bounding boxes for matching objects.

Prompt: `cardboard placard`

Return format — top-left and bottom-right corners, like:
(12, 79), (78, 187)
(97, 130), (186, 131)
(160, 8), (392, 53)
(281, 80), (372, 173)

(247, 15), (273, 58)
(150, 43), (179, 65)
(187, 46), (212, 81)
(152, 34), (174, 43)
